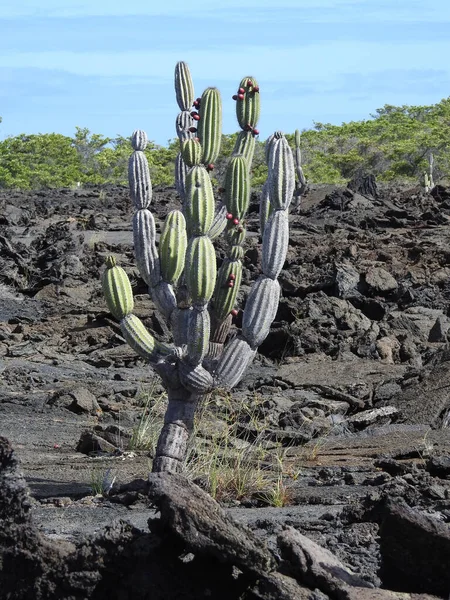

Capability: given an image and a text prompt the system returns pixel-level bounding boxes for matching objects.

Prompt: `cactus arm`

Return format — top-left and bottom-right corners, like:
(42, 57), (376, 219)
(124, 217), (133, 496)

(294, 129), (307, 210)
(198, 87), (222, 166)
(174, 61), (195, 112)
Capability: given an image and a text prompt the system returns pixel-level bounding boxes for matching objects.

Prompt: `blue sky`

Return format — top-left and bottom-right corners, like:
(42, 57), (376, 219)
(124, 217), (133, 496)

(1, 0), (449, 146)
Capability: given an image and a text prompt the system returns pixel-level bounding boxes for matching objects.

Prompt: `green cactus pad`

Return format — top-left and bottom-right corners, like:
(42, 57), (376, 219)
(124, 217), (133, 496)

(198, 87), (222, 166)
(229, 245), (244, 261)
(225, 225), (246, 248)
(185, 235), (216, 304)
(225, 155), (250, 221)
(120, 314), (171, 362)
(185, 165), (215, 236)
(213, 258), (243, 322)
(102, 256), (134, 320)
(233, 130), (256, 166)
(174, 61), (195, 112)
(159, 210), (187, 284)
(181, 138), (203, 167)
(235, 76), (260, 131)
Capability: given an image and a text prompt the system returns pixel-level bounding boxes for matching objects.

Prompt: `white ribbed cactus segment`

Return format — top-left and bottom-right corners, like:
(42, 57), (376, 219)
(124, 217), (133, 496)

(184, 166), (215, 236)
(235, 76), (260, 131)
(268, 135), (295, 210)
(129, 151), (152, 209)
(102, 256), (134, 320)
(179, 361), (214, 393)
(214, 335), (256, 389)
(170, 306), (191, 347)
(159, 210), (187, 284)
(174, 61), (195, 112)
(120, 314), (171, 363)
(198, 87), (222, 166)
(185, 236), (216, 304)
(259, 180), (272, 235)
(150, 281), (177, 320)
(133, 209), (161, 287)
(225, 155), (250, 220)
(176, 111), (196, 143)
(131, 130), (148, 151)
(262, 209), (289, 280)
(233, 130), (256, 166)
(187, 307), (210, 366)
(242, 275), (280, 348)
(213, 258), (242, 322)
(208, 204), (228, 240)
(175, 152), (188, 202)
(264, 131), (283, 163)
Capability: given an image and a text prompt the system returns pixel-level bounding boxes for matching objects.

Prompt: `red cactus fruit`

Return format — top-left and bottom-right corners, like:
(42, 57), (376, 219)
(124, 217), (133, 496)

(207, 163), (214, 171)
(253, 129), (259, 136)
(238, 93), (244, 100)
(188, 127), (197, 133)
(192, 113), (200, 121)
(233, 217), (240, 225)
(231, 309), (239, 317)
(228, 281), (234, 288)
(252, 86), (260, 93)
(229, 273), (236, 281)
(246, 79), (252, 87)
(226, 213), (233, 220)
(238, 87), (245, 94)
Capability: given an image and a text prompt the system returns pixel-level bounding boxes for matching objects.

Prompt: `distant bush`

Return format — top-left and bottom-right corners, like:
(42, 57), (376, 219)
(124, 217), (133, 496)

(0, 97), (449, 190)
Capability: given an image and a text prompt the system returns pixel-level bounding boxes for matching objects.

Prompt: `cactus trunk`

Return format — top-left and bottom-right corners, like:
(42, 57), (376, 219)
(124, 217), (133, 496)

(152, 387), (200, 473)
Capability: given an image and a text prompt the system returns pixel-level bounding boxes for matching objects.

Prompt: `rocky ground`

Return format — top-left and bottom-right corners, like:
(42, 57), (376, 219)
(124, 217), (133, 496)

(1, 179), (450, 599)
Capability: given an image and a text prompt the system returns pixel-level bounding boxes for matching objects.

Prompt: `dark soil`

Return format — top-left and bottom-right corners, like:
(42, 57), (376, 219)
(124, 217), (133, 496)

(1, 181), (450, 599)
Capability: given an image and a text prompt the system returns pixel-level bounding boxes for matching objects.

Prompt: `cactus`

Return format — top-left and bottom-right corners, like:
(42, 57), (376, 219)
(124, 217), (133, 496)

(102, 62), (294, 473)
(293, 129), (307, 211)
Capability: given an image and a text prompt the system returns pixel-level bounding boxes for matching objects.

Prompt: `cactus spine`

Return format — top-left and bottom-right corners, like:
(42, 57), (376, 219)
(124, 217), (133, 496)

(103, 62), (294, 474)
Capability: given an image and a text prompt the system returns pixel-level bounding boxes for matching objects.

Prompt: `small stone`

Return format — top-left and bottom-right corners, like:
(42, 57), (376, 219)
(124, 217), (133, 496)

(365, 267), (398, 294)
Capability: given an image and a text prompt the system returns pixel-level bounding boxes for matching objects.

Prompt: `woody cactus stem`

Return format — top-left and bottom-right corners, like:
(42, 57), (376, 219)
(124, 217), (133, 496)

(102, 63), (294, 474)
(294, 129), (307, 210)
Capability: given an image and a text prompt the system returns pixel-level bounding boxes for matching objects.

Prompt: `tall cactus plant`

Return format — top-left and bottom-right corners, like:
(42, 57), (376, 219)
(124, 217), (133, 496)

(102, 62), (295, 473)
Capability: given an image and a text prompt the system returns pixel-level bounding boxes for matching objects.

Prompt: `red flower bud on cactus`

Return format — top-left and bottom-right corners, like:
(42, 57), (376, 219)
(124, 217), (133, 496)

(232, 94), (238, 101)
(229, 273), (236, 281)
(233, 217), (240, 225)
(253, 86), (260, 93)
(238, 93), (244, 100)
(231, 309), (238, 317)
(228, 281), (234, 288)
(193, 100), (199, 108)
(247, 80), (252, 87)
(226, 213), (233, 220)
(238, 227), (244, 233)
(207, 163), (214, 171)
(238, 87), (245, 94)
(191, 112), (200, 121)
(252, 128), (259, 136)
